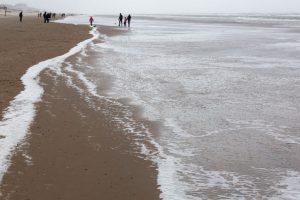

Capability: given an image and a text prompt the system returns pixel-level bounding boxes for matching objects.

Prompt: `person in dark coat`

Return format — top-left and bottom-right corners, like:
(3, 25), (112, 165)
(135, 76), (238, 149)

(127, 14), (132, 27)
(19, 11), (23, 22)
(46, 13), (51, 23)
(43, 12), (47, 23)
(118, 13), (123, 27)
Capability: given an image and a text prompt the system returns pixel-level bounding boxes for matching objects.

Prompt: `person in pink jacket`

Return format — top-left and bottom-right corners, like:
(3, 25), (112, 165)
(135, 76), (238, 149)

(89, 16), (94, 26)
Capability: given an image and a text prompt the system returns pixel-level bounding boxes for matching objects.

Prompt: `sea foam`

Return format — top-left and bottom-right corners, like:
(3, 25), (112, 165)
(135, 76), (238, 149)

(0, 28), (99, 183)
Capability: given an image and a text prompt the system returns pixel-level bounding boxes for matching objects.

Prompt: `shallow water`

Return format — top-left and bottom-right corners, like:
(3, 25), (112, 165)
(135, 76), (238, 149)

(62, 14), (300, 199)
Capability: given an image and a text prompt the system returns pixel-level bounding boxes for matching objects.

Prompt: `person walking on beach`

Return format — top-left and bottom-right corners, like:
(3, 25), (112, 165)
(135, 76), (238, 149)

(46, 13), (51, 23)
(89, 16), (94, 26)
(127, 14), (132, 27)
(19, 11), (23, 22)
(118, 13), (123, 26)
(124, 16), (127, 27)
(43, 12), (47, 23)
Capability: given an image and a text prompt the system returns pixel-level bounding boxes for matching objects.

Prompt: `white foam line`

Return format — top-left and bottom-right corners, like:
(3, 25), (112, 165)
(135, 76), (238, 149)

(0, 27), (99, 183)
(65, 64), (98, 97)
(61, 46), (186, 200)
(49, 21), (186, 200)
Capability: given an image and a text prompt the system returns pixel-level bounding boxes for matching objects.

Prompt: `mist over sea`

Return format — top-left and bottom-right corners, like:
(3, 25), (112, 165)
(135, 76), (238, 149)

(58, 14), (300, 199)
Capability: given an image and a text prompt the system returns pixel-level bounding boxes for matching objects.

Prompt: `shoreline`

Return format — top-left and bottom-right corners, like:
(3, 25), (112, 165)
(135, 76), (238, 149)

(0, 16), (161, 199)
(0, 15), (90, 119)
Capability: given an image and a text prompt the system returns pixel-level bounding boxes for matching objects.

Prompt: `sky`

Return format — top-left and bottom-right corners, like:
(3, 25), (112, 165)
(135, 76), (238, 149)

(3, 0), (300, 14)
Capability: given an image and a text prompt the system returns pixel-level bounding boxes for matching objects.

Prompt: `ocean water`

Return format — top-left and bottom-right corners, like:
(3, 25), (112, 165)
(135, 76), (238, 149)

(60, 14), (300, 199)
(58, 14), (300, 199)
(1, 14), (299, 199)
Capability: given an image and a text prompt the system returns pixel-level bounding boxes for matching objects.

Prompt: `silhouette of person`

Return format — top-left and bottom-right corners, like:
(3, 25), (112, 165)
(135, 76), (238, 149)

(127, 14), (131, 27)
(118, 13), (123, 27)
(89, 16), (94, 26)
(124, 17), (127, 27)
(19, 11), (23, 22)
(43, 12), (47, 23)
(46, 13), (51, 23)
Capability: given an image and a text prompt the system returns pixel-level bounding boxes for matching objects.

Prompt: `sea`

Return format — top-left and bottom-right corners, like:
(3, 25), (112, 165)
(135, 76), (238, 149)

(2, 14), (300, 199)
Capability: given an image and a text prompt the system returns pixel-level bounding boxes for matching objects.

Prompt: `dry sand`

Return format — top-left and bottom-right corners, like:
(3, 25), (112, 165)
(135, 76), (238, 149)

(0, 15), (89, 119)
(0, 16), (161, 199)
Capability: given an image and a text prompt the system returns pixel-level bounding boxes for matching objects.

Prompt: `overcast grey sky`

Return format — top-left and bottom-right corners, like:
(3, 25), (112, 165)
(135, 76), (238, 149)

(3, 0), (300, 14)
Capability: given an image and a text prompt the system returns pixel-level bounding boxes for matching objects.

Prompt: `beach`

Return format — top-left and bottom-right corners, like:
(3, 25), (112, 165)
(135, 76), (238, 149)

(0, 15), (160, 199)
(0, 15), (89, 117)
(55, 14), (300, 199)
(1, 13), (300, 199)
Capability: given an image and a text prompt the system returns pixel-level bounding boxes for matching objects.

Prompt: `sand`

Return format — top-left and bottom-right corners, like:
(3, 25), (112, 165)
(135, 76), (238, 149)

(0, 15), (89, 119)
(0, 16), (161, 199)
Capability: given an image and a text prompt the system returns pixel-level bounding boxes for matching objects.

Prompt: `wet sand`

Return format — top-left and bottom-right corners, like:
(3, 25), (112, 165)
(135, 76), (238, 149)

(0, 16), (160, 199)
(0, 15), (89, 119)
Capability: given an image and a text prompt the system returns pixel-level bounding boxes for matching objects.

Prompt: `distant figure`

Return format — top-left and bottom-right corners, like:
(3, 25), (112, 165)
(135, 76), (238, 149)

(43, 12), (47, 23)
(89, 16), (94, 26)
(19, 11), (23, 22)
(124, 17), (127, 27)
(118, 13), (123, 27)
(127, 14), (131, 27)
(46, 13), (51, 23)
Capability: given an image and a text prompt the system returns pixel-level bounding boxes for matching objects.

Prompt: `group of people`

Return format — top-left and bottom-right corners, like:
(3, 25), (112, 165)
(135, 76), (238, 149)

(17, 11), (132, 27)
(17, 11), (133, 27)
(38, 12), (57, 19)
(118, 13), (131, 27)
(89, 14), (132, 28)
(18, 11), (58, 23)
(40, 12), (65, 23)
(42, 12), (52, 23)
